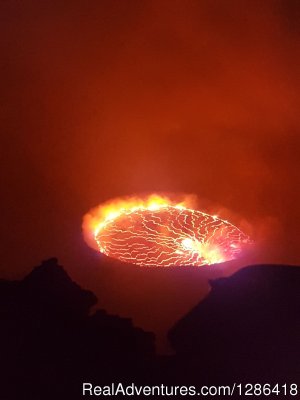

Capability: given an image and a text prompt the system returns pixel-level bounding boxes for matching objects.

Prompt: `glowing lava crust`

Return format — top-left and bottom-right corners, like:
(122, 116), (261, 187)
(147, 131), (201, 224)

(84, 196), (252, 267)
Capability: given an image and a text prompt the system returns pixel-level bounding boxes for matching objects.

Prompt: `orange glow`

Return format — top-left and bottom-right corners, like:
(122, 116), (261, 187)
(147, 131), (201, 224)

(83, 194), (252, 267)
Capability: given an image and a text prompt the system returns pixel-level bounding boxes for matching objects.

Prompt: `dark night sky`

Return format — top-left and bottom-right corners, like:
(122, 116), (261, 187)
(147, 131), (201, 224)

(0, 1), (299, 342)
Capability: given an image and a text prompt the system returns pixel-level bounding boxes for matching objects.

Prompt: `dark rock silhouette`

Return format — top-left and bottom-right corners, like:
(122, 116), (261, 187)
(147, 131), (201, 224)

(0, 258), (155, 400)
(0, 259), (299, 399)
(169, 265), (300, 384)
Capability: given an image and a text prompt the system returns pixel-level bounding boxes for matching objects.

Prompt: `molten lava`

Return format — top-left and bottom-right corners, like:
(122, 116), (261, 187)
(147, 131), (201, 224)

(83, 195), (252, 267)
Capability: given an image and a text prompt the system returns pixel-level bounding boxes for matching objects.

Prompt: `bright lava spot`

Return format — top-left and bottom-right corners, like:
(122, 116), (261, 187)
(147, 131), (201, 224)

(83, 195), (252, 267)
(181, 238), (195, 250)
